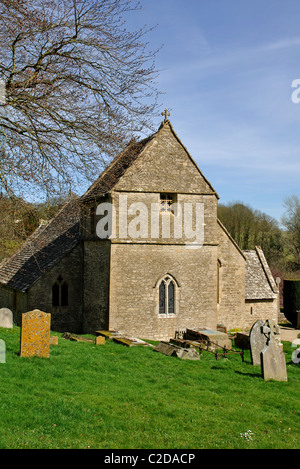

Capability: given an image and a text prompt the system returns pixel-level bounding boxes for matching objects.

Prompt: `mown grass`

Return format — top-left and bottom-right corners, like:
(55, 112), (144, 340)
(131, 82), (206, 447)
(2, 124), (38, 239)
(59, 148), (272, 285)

(0, 326), (299, 449)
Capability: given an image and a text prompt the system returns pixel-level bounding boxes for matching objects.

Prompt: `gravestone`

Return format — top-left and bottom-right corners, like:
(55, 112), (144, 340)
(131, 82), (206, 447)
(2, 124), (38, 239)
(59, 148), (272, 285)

(50, 336), (58, 346)
(0, 340), (6, 363)
(184, 328), (232, 350)
(20, 309), (51, 358)
(249, 319), (267, 365)
(0, 308), (13, 329)
(153, 341), (200, 360)
(95, 336), (105, 345)
(261, 319), (288, 382)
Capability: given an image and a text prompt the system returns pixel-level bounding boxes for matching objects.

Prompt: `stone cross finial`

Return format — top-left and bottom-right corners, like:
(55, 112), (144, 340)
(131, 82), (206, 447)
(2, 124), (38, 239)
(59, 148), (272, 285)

(161, 109), (170, 121)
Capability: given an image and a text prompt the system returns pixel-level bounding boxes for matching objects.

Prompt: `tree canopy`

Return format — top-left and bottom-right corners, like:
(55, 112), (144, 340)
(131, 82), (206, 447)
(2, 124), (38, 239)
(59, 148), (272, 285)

(0, 0), (160, 199)
(218, 201), (283, 268)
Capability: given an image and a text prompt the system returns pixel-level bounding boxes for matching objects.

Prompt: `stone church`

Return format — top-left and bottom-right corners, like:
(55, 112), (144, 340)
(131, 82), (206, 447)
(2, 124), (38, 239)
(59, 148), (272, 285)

(0, 117), (280, 340)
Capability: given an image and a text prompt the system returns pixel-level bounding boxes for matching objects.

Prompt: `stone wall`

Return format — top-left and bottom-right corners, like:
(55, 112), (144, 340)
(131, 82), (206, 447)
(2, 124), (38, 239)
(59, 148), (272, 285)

(82, 239), (110, 334)
(27, 244), (83, 332)
(0, 286), (27, 326)
(244, 299), (279, 330)
(80, 121), (223, 339)
(113, 122), (217, 196)
(217, 222), (246, 330)
(109, 243), (218, 340)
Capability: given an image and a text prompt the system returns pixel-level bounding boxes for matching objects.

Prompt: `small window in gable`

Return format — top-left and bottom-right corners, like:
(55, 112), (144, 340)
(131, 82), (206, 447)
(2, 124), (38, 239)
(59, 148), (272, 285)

(160, 193), (176, 214)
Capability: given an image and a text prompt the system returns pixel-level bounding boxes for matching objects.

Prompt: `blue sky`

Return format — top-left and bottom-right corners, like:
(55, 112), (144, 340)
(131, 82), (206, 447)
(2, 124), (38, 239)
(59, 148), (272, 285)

(125, 0), (300, 224)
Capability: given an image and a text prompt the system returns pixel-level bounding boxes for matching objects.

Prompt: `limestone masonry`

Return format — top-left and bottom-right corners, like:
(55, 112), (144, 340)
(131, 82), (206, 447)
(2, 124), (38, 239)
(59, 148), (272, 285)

(0, 119), (279, 340)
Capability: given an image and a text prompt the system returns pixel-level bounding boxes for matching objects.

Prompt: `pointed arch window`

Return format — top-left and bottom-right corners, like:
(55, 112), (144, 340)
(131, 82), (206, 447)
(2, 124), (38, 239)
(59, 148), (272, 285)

(52, 276), (68, 307)
(52, 283), (60, 307)
(157, 274), (178, 316)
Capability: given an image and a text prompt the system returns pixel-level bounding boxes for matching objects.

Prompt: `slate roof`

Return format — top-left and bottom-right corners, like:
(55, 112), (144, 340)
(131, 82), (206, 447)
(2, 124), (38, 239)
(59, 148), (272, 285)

(0, 198), (80, 292)
(244, 247), (278, 300)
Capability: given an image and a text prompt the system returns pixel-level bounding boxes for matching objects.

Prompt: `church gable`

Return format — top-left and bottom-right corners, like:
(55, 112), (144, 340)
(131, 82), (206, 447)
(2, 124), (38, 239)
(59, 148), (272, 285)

(113, 120), (218, 196)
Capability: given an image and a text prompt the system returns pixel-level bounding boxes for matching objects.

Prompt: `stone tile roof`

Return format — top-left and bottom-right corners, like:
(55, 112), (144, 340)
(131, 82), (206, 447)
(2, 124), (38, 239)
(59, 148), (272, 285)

(244, 247), (278, 300)
(81, 119), (219, 201)
(0, 199), (80, 292)
(0, 122), (165, 291)
(82, 134), (155, 201)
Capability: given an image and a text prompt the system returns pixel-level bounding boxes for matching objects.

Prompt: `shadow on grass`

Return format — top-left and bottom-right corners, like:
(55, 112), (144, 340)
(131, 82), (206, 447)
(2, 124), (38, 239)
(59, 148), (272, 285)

(234, 370), (262, 378)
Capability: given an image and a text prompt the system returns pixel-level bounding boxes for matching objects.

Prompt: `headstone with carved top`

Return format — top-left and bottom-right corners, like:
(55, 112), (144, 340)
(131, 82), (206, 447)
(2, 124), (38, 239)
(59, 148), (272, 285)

(260, 319), (288, 382)
(249, 319), (267, 365)
(20, 309), (51, 358)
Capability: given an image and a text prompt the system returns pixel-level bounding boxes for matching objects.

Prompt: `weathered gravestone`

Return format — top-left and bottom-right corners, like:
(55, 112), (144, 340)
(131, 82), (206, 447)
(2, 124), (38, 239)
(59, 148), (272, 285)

(153, 341), (200, 360)
(261, 319), (288, 382)
(249, 319), (267, 366)
(20, 310), (51, 358)
(0, 308), (13, 329)
(184, 328), (232, 350)
(0, 340), (6, 363)
(50, 336), (58, 346)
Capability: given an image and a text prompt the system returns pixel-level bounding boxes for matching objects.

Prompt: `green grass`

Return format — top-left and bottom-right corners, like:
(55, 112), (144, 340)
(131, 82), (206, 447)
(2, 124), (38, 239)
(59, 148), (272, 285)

(0, 326), (299, 449)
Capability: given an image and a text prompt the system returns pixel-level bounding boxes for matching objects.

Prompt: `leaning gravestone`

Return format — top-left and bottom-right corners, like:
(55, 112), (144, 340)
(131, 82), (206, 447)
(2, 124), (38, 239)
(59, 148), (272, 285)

(0, 308), (13, 329)
(20, 309), (51, 358)
(261, 319), (288, 382)
(0, 340), (6, 363)
(249, 319), (267, 366)
(153, 341), (200, 360)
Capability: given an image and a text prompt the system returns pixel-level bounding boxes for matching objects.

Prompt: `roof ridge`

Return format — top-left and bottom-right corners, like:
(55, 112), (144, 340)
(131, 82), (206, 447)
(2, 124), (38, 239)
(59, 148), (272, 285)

(82, 132), (158, 201)
(161, 120), (219, 198)
(82, 119), (219, 200)
(217, 218), (246, 259)
(0, 198), (80, 291)
(255, 246), (278, 293)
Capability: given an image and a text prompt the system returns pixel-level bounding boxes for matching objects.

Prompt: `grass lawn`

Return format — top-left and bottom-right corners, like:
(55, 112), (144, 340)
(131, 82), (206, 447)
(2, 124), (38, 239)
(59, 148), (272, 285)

(0, 326), (299, 449)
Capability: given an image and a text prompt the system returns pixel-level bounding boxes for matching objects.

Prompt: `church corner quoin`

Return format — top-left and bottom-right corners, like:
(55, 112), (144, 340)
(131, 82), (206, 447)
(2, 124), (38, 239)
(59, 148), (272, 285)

(0, 118), (280, 340)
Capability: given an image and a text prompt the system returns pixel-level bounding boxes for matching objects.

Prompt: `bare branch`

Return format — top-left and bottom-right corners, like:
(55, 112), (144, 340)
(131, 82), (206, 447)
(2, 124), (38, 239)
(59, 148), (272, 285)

(0, 0), (161, 199)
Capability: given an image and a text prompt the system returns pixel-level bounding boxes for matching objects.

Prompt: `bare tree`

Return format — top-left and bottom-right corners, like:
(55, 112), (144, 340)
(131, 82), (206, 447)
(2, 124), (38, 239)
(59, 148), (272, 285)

(0, 0), (160, 199)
